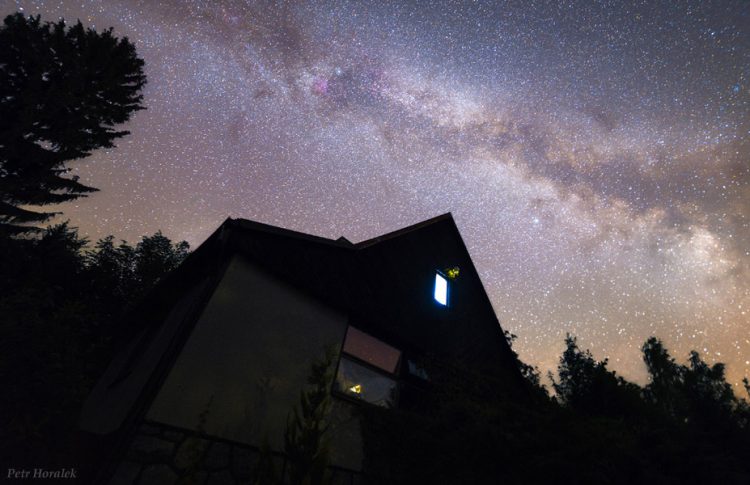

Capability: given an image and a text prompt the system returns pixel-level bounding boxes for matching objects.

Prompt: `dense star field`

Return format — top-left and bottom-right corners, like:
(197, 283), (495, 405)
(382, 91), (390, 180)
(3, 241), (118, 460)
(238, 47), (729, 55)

(4, 0), (748, 386)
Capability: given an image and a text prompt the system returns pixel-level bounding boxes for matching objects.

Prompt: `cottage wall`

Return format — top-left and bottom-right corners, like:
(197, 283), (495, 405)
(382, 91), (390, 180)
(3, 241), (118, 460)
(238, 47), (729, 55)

(146, 254), (362, 471)
(107, 420), (364, 485)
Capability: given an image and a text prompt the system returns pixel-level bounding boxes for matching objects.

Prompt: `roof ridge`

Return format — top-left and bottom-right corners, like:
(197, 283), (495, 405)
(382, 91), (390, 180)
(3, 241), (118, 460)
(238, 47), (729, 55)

(229, 214), (454, 249)
(354, 213), (454, 248)
(228, 218), (351, 247)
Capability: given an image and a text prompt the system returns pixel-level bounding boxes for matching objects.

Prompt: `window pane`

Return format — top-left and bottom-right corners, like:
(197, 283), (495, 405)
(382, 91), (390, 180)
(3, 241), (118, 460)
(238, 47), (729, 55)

(407, 359), (429, 381)
(434, 273), (448, 305)
(342, 326), (401, 373)
(335, 357), (398, 407)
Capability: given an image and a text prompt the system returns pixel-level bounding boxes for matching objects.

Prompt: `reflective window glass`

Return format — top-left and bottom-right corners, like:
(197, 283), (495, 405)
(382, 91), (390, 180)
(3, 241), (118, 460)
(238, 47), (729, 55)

(334, 357), (398, 407)
(342, 326), (401, 373)
(407, 359), (429, 381)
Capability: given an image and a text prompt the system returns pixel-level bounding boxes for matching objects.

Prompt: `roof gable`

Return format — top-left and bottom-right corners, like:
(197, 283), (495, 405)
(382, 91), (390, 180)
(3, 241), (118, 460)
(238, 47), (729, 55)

(81, 213), (521, 436)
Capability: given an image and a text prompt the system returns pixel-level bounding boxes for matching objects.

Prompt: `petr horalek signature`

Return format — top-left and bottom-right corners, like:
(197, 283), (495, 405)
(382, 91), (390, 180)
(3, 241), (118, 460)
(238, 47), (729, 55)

(7, 468), (77, 479)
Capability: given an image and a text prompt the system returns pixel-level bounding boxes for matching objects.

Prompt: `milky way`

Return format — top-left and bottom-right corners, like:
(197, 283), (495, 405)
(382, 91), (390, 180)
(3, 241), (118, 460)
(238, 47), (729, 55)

(4, 0), (749, 386)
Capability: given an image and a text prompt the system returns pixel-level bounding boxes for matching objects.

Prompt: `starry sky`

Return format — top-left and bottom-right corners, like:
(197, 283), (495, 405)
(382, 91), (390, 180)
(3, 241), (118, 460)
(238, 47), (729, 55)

(4, 0), (749, 386)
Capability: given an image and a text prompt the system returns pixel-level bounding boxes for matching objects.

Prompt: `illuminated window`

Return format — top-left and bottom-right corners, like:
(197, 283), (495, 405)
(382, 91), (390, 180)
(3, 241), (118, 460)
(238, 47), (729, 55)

(335, 358), (398, 407)
(434, 272), (448, 306)
(334, 326), (401, 407)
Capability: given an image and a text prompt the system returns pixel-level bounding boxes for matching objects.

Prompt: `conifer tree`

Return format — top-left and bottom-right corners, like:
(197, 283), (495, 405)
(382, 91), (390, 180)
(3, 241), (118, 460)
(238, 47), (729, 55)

(0, 13), (146, 234)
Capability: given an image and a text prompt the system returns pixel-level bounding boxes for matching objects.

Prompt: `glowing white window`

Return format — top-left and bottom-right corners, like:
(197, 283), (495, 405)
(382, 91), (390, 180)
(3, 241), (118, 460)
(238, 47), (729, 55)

(434, 272), (448, 306)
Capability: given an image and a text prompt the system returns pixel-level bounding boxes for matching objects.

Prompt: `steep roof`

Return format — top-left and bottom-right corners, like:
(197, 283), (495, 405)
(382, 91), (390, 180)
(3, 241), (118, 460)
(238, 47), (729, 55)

(81, 213), (520, 436)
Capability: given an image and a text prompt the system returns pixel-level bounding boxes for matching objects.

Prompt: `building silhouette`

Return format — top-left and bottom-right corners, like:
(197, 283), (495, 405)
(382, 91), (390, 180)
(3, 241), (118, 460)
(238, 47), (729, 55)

(80, 214), (522, 484)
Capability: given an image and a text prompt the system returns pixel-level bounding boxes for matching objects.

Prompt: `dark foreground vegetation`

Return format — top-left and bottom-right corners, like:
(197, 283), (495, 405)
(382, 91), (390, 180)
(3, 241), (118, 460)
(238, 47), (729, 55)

(0, 11), (184, 471)
(357, 333), (750, 485)
(0, 225), (189, 467)
(3, 234), (749, 484)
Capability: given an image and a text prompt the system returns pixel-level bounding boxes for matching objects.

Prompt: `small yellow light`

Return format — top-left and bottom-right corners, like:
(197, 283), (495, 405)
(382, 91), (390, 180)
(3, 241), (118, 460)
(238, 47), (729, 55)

(349, 384), (362, 394)
(446, 267), (460, 280)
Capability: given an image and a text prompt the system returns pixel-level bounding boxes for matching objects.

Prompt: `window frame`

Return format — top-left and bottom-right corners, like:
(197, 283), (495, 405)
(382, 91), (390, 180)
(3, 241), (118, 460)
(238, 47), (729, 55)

(434, 270), (449, 306)
(332, 325), (402, 408)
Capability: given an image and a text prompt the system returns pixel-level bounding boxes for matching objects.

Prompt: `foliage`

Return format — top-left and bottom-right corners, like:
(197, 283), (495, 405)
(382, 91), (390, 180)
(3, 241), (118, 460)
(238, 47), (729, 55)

(85, 231), (190, 311)
(642, 336), (684, 417)
(551, 334), (644, 418)
(642, 337), (749, 430)
(250, 349), (337, 485)
(283, 348), (337, 485)
(0, 9), (165, 474)
(0, 13), (145, 234)
(0, 223), (188, 466)
(360, 334), (750, 484)
(444, 266), (460, 279)
(503, 330), (547, 399)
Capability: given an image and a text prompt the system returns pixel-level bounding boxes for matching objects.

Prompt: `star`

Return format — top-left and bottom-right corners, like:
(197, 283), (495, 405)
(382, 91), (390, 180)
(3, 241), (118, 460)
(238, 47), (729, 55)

(6, 0), (748, 386)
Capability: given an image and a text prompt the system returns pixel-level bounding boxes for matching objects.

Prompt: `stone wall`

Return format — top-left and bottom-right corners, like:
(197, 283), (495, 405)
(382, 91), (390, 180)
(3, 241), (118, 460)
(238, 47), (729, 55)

(108, 421), (363, 485)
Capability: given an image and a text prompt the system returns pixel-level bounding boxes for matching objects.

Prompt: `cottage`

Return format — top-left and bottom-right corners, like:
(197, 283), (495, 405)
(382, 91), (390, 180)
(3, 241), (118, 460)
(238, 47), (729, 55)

(80, 214), (522, 484)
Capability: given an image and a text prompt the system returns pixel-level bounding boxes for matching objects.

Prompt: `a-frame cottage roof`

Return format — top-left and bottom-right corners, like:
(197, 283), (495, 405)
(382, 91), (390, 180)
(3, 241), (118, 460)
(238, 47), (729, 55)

(80, 213), (521, 436)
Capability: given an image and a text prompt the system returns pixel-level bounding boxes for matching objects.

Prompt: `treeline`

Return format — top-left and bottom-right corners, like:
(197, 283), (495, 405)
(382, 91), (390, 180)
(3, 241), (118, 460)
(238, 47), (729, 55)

(0, 10), (183, 470)
(0, 225), (189, 465)
(552, 334), (750, 429)
(0, 10), (184, 466)
(359, 333), (750, 484)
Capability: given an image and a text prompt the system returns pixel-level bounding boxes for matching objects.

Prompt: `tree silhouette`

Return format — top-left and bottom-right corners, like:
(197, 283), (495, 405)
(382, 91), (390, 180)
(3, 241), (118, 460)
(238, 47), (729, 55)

(0, 13), (145, 234)
(283, 348), (336, 485)
(504, 330), (546, 396)
(551, 334), (643, 418)
(85, 231), (190, 314)
(684, 350), (737, 425)
(643, 337), (749, 429)
(0, 223), (188, 467)
(642, 337), (686, 419)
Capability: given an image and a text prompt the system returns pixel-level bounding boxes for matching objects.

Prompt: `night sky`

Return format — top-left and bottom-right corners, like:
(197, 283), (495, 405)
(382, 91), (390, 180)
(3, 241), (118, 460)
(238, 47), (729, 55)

(4, 0), (748, 386)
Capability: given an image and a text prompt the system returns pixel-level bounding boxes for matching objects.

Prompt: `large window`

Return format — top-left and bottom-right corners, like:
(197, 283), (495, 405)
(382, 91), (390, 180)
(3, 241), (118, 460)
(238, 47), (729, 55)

(334, 326), (401, 407)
